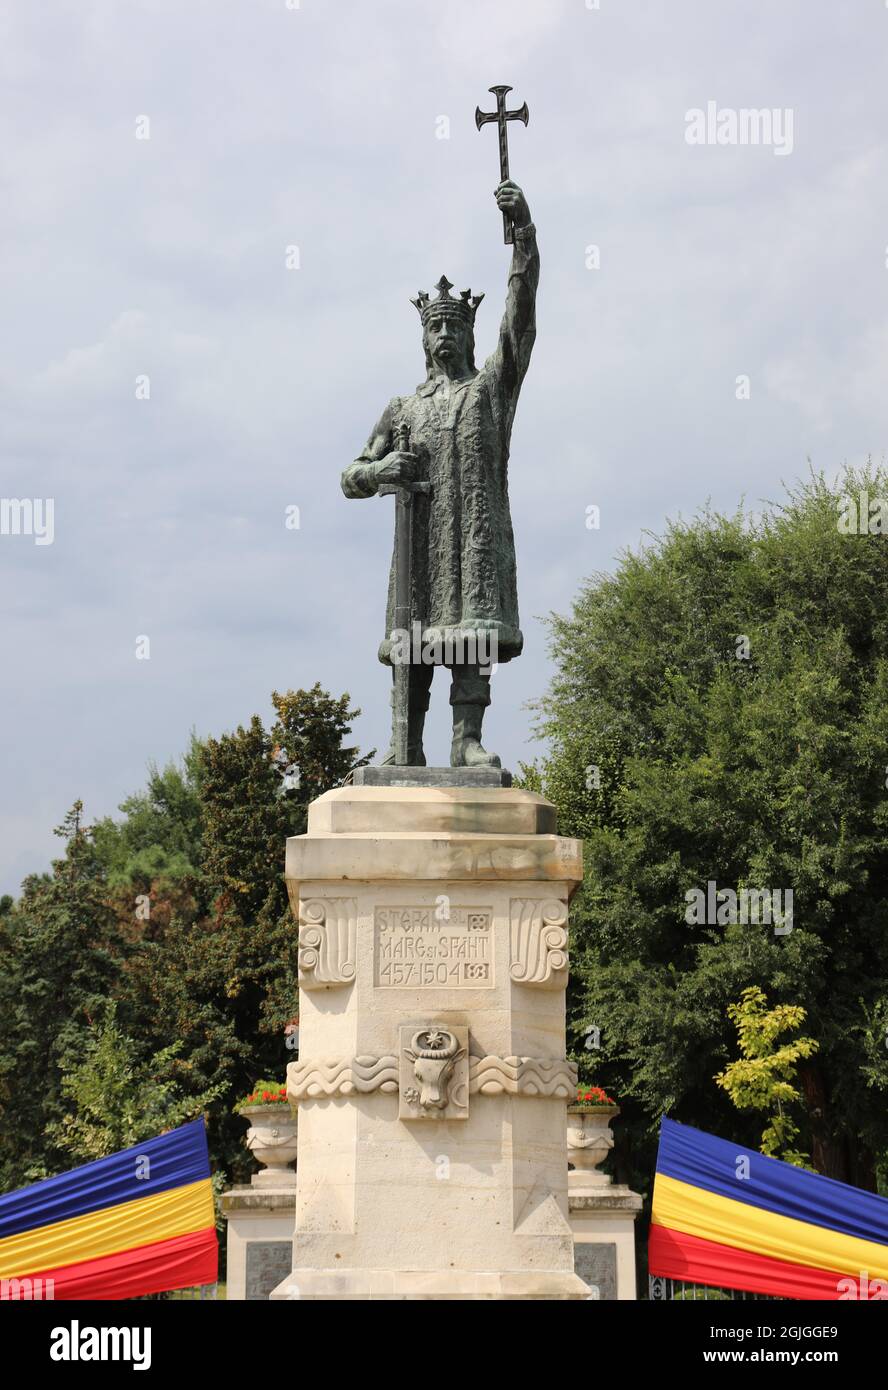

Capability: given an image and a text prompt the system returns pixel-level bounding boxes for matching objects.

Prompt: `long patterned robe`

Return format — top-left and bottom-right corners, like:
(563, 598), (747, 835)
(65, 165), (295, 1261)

(341, 224), (539, 666)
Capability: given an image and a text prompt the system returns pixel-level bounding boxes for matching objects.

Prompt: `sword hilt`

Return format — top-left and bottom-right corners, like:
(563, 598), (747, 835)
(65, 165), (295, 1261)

(378, 421), (430, 497)
(378, 481), (430, 498)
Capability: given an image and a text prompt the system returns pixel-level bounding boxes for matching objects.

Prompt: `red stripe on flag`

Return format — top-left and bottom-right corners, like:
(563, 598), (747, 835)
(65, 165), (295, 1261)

(648, 1221), (871, 1300)
(17, 1225), (217, 1300)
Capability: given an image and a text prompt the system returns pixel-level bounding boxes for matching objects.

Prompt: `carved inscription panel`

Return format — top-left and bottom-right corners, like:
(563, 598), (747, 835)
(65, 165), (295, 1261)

(245, 1240), (293, 1301)
(574, 1241), (617, 1301)
(374, 905), (494, 989)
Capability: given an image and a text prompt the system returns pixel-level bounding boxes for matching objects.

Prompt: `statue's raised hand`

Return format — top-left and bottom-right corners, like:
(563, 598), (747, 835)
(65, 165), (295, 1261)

(375, 450), (418, 487)
(495, 180), (530, 228)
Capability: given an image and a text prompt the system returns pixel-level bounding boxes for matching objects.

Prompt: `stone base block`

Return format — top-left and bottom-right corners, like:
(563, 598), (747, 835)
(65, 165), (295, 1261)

(569, 1183), (643, 1301)
(349, 766), (513, 788)
(271, 1267), (592, 1300)
(221, 1187), (296, 1301)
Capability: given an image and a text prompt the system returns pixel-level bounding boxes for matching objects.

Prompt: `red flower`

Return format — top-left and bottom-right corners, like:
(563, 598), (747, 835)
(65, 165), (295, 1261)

(576, 1084), (616, 1106)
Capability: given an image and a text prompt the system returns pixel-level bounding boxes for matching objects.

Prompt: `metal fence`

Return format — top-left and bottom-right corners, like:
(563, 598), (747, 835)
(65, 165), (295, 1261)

(134, 1284), (218, 1301)
(649, 1276), (783, 1301)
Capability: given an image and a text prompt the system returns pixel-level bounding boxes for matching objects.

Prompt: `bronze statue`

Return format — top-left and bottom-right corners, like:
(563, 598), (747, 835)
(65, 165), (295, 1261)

(342, 91), (537, 770)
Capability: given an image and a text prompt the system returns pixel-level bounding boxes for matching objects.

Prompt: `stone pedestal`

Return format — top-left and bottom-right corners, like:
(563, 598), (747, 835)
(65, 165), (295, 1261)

(222, 1188), (297, 1300)
(222, 1104), (299, 1298)
(271, 784), (591, 1300)
(568, 1185), (642, 1300)
(566, 1107), (642, 1299)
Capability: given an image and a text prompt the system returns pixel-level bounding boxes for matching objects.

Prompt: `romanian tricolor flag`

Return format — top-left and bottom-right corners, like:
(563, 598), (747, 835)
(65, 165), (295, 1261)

(650, 1117), (888, 1300)
(0, 1119), (217, 1299)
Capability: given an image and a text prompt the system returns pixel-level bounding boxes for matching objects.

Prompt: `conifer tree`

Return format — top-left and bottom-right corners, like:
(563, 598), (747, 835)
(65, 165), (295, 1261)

(0, 803), (126, 1184)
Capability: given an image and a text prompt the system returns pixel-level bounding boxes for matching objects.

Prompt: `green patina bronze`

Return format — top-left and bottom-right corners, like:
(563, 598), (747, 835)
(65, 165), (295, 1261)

(342, 116), (537, 770)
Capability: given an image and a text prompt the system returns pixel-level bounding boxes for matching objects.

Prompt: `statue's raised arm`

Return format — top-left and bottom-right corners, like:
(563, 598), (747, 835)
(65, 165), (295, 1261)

(488, 181), (539, 430)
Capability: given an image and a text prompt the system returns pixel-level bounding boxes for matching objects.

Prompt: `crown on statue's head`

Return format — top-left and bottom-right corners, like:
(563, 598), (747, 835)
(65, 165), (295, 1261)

(411, 275), (485, 325)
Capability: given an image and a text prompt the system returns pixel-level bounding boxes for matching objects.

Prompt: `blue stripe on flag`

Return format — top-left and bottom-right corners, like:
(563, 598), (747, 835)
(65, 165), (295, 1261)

(0, 1119), (211, 1240)
(656, 1117), (888, 1247)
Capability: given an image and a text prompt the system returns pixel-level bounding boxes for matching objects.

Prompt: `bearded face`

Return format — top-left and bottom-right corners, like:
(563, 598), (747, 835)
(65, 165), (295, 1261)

(423, 311), (474, 378)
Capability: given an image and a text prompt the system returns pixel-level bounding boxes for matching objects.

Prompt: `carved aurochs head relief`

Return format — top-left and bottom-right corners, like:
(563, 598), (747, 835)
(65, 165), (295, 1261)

(402, 1028), (465, 1112)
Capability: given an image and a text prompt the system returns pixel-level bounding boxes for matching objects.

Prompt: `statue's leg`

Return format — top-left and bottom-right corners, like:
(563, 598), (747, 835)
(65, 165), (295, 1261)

(449, 662), (500, 769)
(381, 661), (433, 766)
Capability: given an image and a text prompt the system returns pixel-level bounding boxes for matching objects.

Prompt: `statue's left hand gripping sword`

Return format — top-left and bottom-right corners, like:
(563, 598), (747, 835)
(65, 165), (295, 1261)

(475, 84), (529, 244)
(379, 422), (430, 765)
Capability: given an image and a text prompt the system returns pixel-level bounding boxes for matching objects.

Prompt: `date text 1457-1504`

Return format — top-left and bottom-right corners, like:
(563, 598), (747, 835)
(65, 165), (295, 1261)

(374, 906), (494, 988)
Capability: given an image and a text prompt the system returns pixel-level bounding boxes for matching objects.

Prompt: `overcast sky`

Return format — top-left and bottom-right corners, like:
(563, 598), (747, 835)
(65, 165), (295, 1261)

(1, 0), (887, 893)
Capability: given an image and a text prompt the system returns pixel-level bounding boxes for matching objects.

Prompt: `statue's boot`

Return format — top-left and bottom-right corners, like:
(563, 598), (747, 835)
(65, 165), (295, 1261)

(450, 702), (501, 769)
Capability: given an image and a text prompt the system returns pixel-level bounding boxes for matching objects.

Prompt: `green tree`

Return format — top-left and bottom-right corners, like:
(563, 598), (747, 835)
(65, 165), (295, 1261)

(0, 685), (366, 1194)
(92, 737), (204, 889)
(0, 803), (126, 1185)
(119, 686), (364, 1179)
(269, 683), (369, 811)
(715, 987), (819, 1166)
(46, 1001), (223, 1163)
(534, 466), (888, 1192)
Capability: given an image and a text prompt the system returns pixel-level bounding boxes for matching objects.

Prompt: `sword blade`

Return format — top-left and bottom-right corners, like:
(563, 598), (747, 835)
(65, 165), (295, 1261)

(391, 487), (412, 764)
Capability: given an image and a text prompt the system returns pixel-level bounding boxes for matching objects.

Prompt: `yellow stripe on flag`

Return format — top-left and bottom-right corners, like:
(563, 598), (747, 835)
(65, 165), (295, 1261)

(0, 1178), (215, 1280)
(653, 1173), (888, 1282)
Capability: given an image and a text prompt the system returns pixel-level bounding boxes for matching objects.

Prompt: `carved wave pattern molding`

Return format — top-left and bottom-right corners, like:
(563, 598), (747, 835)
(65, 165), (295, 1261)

(289, 1053), (576, 1101)
(469, 1055), (577, 1097)
(288, 1055), (400, 1099)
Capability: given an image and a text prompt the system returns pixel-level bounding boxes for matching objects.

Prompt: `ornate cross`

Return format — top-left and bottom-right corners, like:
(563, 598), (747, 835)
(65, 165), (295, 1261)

(475, 85), (529, 244)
